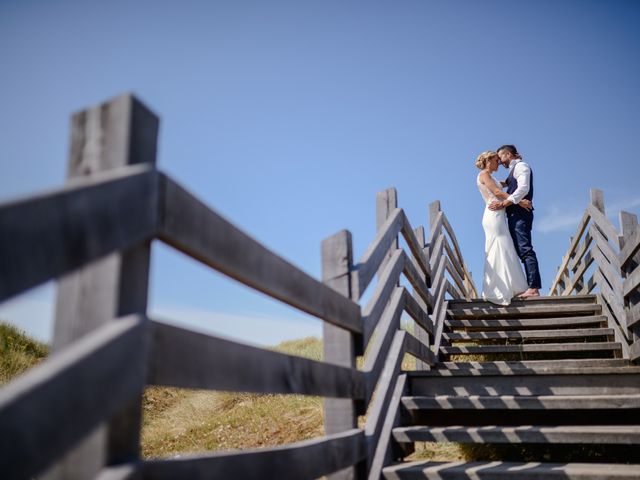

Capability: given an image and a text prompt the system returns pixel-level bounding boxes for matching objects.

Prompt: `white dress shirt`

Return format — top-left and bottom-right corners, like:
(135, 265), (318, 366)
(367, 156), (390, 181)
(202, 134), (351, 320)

(506, 159), (531, 205)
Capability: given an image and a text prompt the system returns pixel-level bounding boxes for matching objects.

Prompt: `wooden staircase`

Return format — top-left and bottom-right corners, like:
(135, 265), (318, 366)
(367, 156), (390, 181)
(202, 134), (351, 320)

(383, 295), (640, 479)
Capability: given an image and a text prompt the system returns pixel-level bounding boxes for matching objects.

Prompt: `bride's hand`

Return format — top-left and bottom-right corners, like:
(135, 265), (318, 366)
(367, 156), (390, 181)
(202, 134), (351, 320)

(519, 199), (533, 210)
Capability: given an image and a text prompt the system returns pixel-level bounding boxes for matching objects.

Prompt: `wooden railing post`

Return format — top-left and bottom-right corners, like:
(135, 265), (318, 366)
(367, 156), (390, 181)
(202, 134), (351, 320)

(45, 94), (158, 479)
(376, 188), (398, 283)
(412, 225), (430, 370)
(590, 188), (605, 214)
(322, 230), (362, 479)
(620, 211), (640, 357)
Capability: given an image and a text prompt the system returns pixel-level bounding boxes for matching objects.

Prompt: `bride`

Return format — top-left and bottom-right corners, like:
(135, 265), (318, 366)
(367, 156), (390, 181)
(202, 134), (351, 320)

(476, 151), (530, 305)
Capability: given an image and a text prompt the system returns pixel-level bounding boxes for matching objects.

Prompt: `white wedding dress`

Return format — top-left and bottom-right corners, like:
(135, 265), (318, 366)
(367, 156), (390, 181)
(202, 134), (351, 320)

(477, 173), (528, 305)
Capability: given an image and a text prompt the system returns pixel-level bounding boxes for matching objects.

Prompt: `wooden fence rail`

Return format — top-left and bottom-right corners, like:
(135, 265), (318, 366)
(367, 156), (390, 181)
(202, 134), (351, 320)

(549, 188), (640, 361)
(0, 93), (476, 480)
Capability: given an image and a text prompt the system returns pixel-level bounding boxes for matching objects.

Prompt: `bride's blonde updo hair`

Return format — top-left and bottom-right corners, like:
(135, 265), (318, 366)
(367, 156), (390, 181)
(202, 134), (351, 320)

(475, 151), (498, 170)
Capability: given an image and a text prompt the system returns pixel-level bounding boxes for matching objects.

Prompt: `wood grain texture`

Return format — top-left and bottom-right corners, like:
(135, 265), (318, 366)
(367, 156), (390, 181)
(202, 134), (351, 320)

(384, 460), (640, 479)
(393, 425), (640, 445)
(619, 229), (640, 268)
(402, 249), (433, 312)
(0, 166), (158, 304)
(587, 204), (620, 246)
(623, 266), (640, 299)
(403, 289), (434, 336)
(48, 94), (158, 476)
(590, 223), (620, 268)
(404, 332), (437, 366)
(592, 246), (623, 294)
(148, 320), (365, 398)
(590, 188), (605, 214)
(376, 188), (399, 286)
(596, 293), (631, 358)
(141, 429), (366, 480)
(549, 210), (591, 293)
(400, 212), (431, 280)
(0, 316), (149, 480)
(568, 231), (593, 273)
(353, 208), (404, 299)
(367, 375), (407, 480)
(321, 230), (360, 480)
(364, 331), (405, 458)
(159, 176), (362, 333)
(362, 250), (404, 345)
(363, 288), (405, 402)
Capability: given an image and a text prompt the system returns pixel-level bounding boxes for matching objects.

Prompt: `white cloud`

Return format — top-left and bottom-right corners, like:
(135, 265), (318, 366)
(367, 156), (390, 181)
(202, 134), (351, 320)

(536, 196), (640, 234)
(536, 205), (583, 234)
(150, 305), (322, 347)
(0, 294), (322, 348)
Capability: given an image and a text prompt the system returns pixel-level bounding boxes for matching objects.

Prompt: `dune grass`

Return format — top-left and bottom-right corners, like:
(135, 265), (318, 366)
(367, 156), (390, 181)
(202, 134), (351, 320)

(0, 322), (49, 385)
(141, 336), (325, 458)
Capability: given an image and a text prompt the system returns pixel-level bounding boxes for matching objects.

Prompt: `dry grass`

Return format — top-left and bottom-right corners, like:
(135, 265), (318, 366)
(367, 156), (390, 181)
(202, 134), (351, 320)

(141, 336), (324, 458)
(0, 322), (48, 385)
(0, 323), (490, 464)
(407, 442), (466, 462)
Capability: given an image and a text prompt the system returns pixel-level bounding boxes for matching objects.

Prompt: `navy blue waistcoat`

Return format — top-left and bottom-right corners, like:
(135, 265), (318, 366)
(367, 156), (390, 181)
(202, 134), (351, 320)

(506, 162), (533, 214)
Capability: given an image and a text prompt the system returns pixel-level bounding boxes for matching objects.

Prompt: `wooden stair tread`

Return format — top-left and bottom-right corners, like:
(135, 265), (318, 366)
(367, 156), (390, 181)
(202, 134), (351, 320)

(448, 294), (597, 306)
(443, 328), (613, 341)
(447, 304), (601, 320)
(445, 315), (605, 330)
(440, 342), (621, 354)
(382, 461), (640, 479)
(409, 358), (636, 376)
(402, 394), (640, 410)
(392, 425), (640, 444)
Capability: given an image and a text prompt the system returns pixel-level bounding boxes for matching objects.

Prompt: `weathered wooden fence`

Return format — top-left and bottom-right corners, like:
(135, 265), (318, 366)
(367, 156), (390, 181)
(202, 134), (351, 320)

(549, 188), (640, 361)
(0, 94), (476, 480)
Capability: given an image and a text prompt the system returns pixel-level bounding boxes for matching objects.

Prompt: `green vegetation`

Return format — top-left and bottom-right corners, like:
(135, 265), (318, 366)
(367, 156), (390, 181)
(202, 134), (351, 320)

(141, 336), (325, 458)
(0, 322), (49, 385)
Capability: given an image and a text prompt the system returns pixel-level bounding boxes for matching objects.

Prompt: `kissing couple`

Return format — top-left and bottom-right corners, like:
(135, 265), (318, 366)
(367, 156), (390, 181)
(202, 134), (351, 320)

(476, 144), (542, 305)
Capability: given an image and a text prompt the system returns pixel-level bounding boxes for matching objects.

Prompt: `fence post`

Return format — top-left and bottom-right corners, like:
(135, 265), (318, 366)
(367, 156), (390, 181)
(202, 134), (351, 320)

(322, 230), (362, 479)
(590, 188), (605, 214)
(45, 94), (158, 479)
(376, 188), (398, 281)
(412, 225), (430, 370)
(620, 211), (640, 355)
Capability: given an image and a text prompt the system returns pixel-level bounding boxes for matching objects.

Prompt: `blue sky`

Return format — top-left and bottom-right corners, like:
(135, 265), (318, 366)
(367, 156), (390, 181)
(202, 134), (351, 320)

(1, 0), (639, 345)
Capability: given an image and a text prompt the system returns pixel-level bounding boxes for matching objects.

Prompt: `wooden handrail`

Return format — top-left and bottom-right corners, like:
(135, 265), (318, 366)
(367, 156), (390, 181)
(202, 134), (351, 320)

(550, 188), (640, 363)
(0, 316), (148, 480)
(137, 428), (366, 480)
(0, 94), (479, 480)
(159, 175), (362, 334)
(0, 165), (159, 303)
(149, 320), (366, 398)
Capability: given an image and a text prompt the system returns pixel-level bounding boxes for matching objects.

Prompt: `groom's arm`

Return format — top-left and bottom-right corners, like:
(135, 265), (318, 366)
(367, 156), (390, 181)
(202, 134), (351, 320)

(506, 162), (531, 205)
(488, 163), (531, 211)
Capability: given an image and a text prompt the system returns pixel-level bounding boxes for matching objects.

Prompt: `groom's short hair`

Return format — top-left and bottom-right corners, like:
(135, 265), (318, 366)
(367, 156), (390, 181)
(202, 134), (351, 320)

(497, 144), (520, 157)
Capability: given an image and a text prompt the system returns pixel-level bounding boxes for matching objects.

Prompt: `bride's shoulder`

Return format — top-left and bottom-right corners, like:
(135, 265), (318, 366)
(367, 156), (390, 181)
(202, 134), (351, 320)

(477, 170), (490, 183)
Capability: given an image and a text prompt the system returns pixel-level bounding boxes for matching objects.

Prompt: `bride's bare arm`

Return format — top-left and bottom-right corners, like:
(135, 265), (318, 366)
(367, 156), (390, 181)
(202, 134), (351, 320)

(480, 171), (532, 210)
(479, 171), (509, 199)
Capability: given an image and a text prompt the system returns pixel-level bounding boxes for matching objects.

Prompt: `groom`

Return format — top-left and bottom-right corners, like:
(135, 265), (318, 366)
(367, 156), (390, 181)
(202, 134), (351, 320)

(489, 144), (542, 298)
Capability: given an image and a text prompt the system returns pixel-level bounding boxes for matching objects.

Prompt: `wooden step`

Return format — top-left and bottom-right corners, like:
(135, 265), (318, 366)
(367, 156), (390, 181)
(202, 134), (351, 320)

(382, 461), (640, 479)
(440, 342), (621, 355)
(392, 425), (640, 444)
(412, 358), (634, 376)
(445, 315), (606, 331)
(443, 328), (613, 342)
(447, 304), (602, 320)
(402, 394), (640, 411)
(409, 368), (640, 397)
(449, 294), (597, 307)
